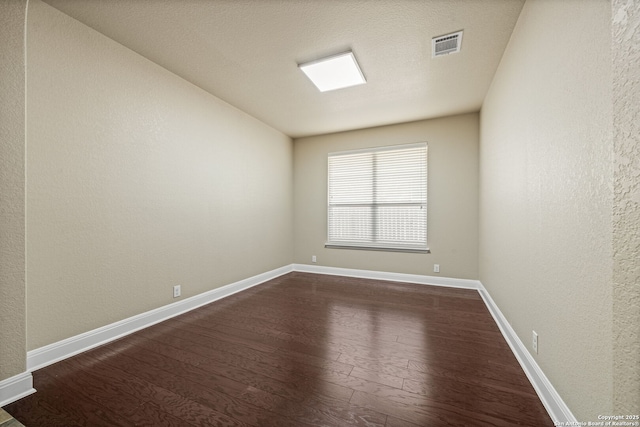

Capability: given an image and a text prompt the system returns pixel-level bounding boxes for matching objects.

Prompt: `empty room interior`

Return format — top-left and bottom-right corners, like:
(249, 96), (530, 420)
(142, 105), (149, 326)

(1, 0), (638, 425)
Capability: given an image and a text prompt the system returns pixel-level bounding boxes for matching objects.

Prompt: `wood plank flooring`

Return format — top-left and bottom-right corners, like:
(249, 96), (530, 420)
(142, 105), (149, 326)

(3, 272), (554, 426)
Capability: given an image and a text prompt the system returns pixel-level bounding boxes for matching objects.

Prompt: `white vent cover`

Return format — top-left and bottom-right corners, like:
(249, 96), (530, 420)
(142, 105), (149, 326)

(432, 31), (463, 57)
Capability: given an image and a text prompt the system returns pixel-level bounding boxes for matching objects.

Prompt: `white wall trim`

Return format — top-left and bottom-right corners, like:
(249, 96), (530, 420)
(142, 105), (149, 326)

(477, 282), (577, 424)
(293, 264), (574, 424)
(26, 265), (293, 373)
(14, 263), (574, 425)
(293, 263), (481, 290)
(0, 371), (35, 408)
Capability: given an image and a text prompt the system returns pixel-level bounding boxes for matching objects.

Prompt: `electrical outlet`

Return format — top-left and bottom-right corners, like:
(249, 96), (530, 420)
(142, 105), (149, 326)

(532, 331), (538, 354)
(434, 264), (440, 273)
(312, 255), (317, 263)
(173, 285), (181, 298)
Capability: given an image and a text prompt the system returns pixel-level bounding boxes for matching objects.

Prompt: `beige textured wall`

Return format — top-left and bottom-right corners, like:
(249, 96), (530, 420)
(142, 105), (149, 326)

(612, 0), (640, 413)
(26, 0), (293, 350)
(0, 0), (27, 381)
(294, 114), (479, 280)
(479, 0), (613, 420)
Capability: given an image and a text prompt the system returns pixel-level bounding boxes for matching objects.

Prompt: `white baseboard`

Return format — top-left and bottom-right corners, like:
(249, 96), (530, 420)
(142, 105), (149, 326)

(294, 264), (574, 424)
(12, 263), (573, 425)
(27, 264), (293, 372)
(293, 263), (481, 290)
(477, 283), (577, 424)
(0, 371), (35, 408)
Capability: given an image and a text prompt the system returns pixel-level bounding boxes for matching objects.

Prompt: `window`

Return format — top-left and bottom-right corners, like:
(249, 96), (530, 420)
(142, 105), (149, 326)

(326, 142), (428, 252)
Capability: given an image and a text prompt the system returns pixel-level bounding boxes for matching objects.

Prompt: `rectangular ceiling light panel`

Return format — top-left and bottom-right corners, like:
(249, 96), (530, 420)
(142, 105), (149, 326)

(299, 51), (366, 92)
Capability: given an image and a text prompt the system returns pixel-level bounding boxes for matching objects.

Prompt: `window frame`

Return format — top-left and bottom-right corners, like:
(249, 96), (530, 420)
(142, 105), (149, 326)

(325, 142), (429, 253)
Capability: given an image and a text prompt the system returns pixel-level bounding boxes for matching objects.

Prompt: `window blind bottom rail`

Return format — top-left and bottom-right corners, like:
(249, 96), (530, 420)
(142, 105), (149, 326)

(324, 244), (430, 254)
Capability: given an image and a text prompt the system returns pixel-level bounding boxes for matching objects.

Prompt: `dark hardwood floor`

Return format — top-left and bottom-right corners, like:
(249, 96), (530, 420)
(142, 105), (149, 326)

(4, 272), (554, 426)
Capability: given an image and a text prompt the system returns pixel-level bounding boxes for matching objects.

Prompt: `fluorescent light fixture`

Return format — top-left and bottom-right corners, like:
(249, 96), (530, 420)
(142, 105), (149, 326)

(299, 51), (366, 92)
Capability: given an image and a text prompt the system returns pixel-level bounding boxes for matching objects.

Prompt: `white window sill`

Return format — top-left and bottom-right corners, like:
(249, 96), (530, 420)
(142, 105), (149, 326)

(325, 244), (430, 254)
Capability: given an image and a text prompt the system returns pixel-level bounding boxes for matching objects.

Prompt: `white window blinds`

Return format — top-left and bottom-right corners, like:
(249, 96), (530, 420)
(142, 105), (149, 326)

(327, 142), (428, 252)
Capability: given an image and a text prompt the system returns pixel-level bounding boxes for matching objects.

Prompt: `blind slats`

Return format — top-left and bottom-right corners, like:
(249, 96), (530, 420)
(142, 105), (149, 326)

(327, 143), (428, 251)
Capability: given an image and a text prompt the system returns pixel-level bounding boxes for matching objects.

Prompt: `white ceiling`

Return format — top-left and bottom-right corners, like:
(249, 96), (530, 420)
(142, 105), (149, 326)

(42, 0), (525, 138)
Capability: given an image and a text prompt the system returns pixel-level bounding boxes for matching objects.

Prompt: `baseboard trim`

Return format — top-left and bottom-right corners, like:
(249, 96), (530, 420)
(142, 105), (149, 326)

(477, 283), (577, 424)
(17, 263), (573, 424)
(294, 264), (573, 423)
(293, 264), (481, 290)
(0, 372), (35, 408)
(27, 264), (293, 372)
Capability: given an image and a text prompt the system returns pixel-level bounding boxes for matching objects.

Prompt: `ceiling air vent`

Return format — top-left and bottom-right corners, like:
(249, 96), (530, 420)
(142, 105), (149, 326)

(432, 30), (463, 57)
